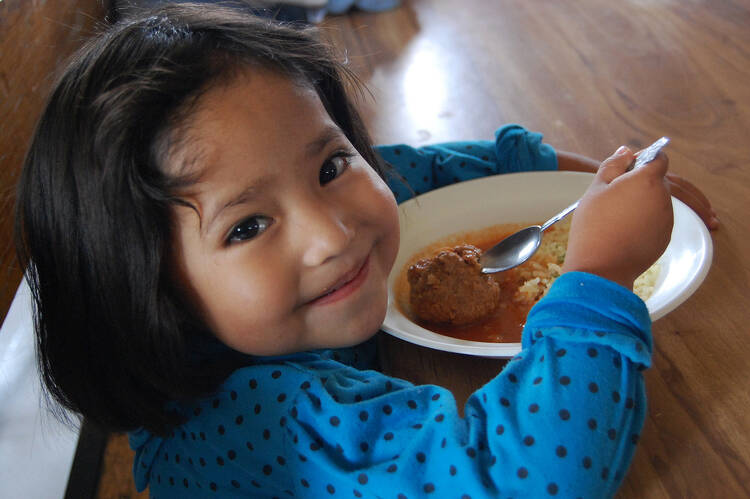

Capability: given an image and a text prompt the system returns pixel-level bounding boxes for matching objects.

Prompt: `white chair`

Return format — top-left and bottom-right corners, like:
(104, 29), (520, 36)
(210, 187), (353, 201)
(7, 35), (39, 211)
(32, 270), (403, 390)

(0, 279), (81, 498)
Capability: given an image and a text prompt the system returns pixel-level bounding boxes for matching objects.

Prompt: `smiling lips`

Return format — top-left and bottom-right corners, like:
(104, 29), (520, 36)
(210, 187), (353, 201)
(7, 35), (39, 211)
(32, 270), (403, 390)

(308, 255), (371, 306)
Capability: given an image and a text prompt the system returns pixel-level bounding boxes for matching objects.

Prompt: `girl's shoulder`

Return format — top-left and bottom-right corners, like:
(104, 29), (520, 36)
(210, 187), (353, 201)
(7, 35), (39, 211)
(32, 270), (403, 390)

(129, 344), (402, 492)
(216, 342), (385, 402)
(135, 341), (383, 442)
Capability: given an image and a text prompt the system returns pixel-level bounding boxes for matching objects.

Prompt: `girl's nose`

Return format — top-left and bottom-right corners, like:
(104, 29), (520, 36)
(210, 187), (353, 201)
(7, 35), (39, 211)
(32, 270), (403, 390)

(300, 203), (355, 267)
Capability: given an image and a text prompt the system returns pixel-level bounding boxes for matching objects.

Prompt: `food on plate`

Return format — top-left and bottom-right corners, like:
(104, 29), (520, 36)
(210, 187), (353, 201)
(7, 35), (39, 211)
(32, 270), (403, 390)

(408, 245), (500, 325)
(397, 218), (659, 343)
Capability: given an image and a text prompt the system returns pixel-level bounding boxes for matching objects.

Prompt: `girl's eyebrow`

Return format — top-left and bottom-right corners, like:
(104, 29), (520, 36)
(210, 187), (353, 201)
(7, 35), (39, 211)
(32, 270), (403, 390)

(202, 125), (346, 237)
(305, 124), (345, 157)
(203, 178), (271, 237)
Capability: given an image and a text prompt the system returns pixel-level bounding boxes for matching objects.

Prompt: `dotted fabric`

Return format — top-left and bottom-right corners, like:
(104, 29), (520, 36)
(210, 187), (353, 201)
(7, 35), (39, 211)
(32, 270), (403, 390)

(130, 126), (652, 498)
(380, 124), (557, 204)
(326, 0), (402, 16)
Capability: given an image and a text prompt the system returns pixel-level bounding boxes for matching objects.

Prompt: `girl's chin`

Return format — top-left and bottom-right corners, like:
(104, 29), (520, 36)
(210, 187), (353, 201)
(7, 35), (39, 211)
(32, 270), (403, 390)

(314, 300), (387, 349)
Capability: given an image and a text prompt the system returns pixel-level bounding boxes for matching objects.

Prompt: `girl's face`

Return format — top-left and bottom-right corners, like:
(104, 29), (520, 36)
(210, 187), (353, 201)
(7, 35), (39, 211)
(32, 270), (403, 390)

(167, 70), (400, 356)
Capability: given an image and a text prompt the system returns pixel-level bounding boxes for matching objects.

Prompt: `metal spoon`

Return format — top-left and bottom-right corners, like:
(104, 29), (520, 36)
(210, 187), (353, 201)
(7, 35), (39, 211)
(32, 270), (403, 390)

(480, 137), (670, 274)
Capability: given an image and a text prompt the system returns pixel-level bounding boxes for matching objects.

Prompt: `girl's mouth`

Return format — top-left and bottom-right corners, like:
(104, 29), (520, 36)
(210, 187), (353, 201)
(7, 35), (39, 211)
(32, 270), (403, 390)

(308, 255), (371, 306)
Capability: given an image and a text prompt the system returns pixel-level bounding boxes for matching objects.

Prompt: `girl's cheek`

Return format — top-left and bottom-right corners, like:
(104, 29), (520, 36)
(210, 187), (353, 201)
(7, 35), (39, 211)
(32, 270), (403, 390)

(386, 205), (401, 271)
(373, 180), (401, 272)
(207, 258), (296, 350)
(366, 165), (399, 211)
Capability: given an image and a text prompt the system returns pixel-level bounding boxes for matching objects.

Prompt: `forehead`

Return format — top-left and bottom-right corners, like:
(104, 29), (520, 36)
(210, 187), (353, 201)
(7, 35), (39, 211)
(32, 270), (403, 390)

(162, 69), (329, 182)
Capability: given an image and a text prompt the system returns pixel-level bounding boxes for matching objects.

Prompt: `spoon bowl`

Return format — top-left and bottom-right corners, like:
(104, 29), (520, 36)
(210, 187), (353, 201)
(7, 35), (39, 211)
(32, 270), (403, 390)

(480, 226), (543, 273)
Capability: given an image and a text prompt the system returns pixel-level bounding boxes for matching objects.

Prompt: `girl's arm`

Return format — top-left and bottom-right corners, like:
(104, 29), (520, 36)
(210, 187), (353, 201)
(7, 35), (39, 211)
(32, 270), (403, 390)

(134, 283), (650, 498)
(285, 273), (650, 498)
(377, 128), (717, 230)
(557, 150), (600, 172)
(376, 124), (557, 204)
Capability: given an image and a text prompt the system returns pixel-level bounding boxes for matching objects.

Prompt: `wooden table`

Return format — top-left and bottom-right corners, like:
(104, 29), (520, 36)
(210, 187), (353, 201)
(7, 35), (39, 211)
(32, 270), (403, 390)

(2, 1), (749, 497)
(323, 2), (750, 497)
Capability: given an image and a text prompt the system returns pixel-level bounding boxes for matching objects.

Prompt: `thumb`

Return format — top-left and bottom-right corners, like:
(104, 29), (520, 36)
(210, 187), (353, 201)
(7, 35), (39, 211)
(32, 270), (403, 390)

(597, 145), (635, 184)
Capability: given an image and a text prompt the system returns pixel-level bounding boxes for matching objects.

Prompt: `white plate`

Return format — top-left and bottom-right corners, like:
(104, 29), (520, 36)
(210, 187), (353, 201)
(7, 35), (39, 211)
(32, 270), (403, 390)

(381, 171), (713, 358)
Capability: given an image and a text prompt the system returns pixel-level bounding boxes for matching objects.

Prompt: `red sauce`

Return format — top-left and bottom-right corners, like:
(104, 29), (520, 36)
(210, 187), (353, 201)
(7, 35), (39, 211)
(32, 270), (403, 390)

(395, 224), (546, 344)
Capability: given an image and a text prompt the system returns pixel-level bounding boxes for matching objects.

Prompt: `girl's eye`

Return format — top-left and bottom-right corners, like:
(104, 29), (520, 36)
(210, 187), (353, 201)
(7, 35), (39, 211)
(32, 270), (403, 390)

(226, 215), (273, 244)
(319, 152), (353, 185)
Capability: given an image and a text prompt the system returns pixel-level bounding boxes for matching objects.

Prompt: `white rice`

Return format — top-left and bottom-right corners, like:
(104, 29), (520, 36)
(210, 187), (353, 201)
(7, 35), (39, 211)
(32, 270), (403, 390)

(512, 218), (659, 305)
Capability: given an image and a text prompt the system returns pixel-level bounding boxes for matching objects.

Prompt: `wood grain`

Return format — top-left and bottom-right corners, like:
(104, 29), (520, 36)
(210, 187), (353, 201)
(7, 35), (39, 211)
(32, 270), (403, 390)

(3, 1), (749, 497)
(97, 433), (147, 499)
(0, 0), (107, 319)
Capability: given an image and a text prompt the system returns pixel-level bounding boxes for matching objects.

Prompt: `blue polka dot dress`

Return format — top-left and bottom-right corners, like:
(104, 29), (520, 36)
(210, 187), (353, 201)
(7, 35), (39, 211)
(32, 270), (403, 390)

(130, 125), (652, 498)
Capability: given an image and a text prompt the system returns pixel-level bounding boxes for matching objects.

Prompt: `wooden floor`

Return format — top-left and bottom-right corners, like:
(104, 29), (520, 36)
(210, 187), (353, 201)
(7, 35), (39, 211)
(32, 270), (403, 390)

(3, 1), (749, 497)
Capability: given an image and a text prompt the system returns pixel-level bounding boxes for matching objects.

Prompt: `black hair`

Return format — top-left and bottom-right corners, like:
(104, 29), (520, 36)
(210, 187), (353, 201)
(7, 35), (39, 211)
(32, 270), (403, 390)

(14, 2), (384, 435)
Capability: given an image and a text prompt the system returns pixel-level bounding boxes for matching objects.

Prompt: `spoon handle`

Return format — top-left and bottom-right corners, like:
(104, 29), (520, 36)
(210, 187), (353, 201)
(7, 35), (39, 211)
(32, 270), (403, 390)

(628, 136), (670, 171)
(540, 137), (670, 232)
(540, 199), (579, 231)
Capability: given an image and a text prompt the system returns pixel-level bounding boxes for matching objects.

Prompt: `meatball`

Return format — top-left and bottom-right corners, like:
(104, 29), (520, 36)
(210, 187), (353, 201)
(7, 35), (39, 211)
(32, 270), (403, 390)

(408, 245), (500, 325)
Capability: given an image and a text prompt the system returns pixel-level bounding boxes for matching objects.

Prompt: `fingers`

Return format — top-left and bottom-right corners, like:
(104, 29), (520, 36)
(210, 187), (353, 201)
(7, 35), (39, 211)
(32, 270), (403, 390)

(593, 143), (718, 230)
(667, 172), (711, 207)
(597, 145), (668, 184)
(666, 173), (720, 230)
(636, 150), (669, 178)
(597, 146), (635, 183)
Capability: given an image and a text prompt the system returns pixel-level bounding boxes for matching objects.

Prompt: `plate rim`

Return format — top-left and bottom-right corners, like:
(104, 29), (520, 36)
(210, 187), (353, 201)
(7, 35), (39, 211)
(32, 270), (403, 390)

(382, 171), (713, 358)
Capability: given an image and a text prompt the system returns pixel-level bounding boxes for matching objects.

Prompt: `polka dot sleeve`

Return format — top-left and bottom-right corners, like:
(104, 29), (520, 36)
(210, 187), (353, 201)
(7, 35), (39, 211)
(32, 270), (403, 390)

(463, 272), (652, 497)
(377, 124), (558, 204)
(131, 272), (651, 498)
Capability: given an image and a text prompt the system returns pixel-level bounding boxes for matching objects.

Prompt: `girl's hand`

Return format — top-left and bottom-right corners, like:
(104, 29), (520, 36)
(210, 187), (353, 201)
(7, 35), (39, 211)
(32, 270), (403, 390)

(557, 150), (719, 230)
(664, 171), (719, 230)
(562, 146), (673, 290)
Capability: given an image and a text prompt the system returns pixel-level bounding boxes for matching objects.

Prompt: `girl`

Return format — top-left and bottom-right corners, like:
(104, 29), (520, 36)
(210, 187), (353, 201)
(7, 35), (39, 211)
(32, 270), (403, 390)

(15, 4), (715, 498)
